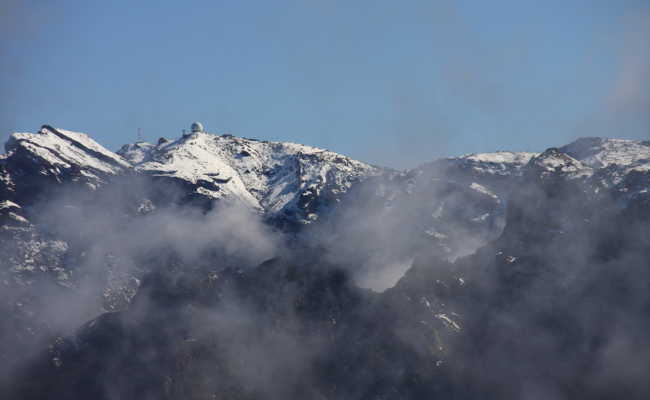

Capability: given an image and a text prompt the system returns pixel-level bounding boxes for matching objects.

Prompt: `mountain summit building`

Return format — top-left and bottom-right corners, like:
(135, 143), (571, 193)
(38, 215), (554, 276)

(191, 122), (204, 133)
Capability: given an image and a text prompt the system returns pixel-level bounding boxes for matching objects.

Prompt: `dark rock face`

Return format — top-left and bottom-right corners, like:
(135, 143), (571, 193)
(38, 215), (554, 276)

(8, 255), (455, 400)
(8, 170), (650, 399)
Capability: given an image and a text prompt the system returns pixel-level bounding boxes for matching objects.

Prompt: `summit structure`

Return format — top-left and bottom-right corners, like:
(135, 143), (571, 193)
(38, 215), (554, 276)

(190, 121), (204, 133)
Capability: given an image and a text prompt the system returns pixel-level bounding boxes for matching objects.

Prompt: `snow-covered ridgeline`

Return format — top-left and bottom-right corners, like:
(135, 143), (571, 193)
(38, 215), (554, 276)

(118, 130), (381, 218)
(1, 125), (380, 220)
(560, 137), (650, 169)
(8, 125), (130, 175)
(3, 124), (650, 221)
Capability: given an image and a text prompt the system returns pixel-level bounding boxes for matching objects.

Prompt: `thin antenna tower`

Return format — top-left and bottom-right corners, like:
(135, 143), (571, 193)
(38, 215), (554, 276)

(137, 128), (143, 142)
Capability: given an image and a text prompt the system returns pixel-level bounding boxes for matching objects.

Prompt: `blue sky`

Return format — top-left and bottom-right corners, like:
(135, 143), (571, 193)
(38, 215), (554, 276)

(2, 0), (648, 168)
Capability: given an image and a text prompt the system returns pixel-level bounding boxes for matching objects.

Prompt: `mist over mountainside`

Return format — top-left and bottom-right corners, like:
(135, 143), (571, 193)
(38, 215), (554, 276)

(2, 125), (650, 399)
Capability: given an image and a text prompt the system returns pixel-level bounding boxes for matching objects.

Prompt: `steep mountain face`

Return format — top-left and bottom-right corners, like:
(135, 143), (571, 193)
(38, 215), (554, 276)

(0, 127), (132, 386)
(447, 147), (650, 399)
(0, 200), (70, 373)
(2, 126), (650, 399)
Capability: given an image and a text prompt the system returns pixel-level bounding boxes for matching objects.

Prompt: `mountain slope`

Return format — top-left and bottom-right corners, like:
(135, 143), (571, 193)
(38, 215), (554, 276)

(10, 146), (650, 398)
(2, 127), (650, 399)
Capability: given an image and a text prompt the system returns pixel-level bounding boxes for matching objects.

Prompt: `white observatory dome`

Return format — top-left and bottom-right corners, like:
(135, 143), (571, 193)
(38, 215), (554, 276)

(190, 122), (204, 133)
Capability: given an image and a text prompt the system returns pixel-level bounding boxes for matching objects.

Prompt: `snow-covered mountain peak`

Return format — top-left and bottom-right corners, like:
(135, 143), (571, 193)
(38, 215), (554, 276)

(118, 141), (156, 164)
(421, 151), (538, 181)
(463, 151), (539, 165)
(118, 130), (382, 220)
(560, 137), (650, 169)
(7, 125), (131, 174)
(527, 148), (592, 179)
(3, 126), (131, 195)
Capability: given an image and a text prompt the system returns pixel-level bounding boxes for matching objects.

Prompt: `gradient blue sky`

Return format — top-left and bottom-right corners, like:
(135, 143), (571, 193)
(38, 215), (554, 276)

(2, 0), (649, 168)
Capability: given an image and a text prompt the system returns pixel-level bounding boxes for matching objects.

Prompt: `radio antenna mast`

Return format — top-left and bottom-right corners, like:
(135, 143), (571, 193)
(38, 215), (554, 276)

(137, 128), (143, 142)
